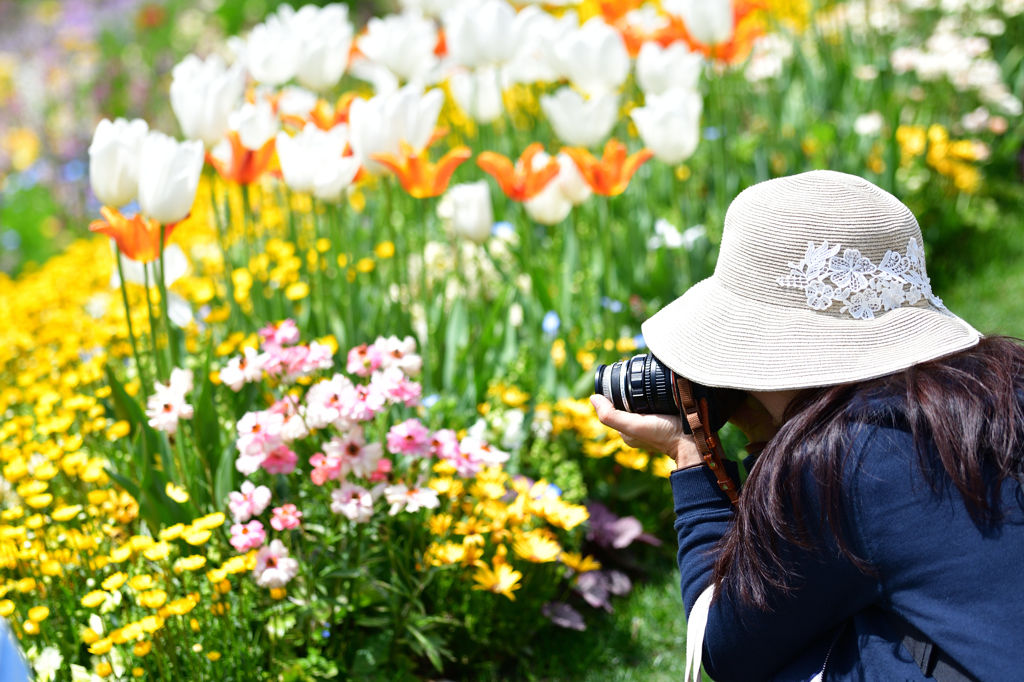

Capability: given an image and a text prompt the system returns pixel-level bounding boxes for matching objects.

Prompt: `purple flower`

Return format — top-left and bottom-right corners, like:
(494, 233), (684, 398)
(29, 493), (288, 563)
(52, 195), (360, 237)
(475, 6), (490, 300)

(586, 502), (662, 549)
(542, 602), (586, 631)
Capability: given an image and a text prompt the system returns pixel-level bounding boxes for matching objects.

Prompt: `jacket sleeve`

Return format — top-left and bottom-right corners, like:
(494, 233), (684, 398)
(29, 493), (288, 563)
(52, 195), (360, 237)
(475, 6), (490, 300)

(672, 430), (883, 682)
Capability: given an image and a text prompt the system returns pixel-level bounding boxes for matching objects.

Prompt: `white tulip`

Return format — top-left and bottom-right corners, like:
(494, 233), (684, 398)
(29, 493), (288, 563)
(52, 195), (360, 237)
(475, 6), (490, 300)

(277, 86), (319, 118)
(630, 87), (703, 165)
(398, 0), (461, 17)
(540, 87), (618, 148)
(312, 156), (362, 202)
(277, 123), (349, 194)
(357, 11), (438, 84)
(348, 85), (445, 175)
(636, 41), (703, 95)
(137, 132), (205, 225)
(549, 17), (629, 96)
(437, 181), (493, 243)
(449, 67), (504, 123)
(443, 0), (542, 68)
(88, 118), (148, 207)
(245, 8), (301, 86)
(523, 152), (571, 226)
(170, 54), (246, 147)
(229, 98), (279, 150)
(291, 4), (354, 91)
(663, 0), (734, 46)
(555, 152), (591, 206)
(503, 10), (577, 86)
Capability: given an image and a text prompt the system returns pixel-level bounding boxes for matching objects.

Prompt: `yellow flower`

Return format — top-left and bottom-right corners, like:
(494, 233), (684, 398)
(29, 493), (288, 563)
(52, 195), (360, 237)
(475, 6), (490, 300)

(129, 535), (155, 551)
(374, 241), (395, 259)
(653, 455), (676, 479)
(159, 523), (185, 541)
(25, 493), (53, 509)
(132, 668), (144, 678)
(0, 600), (13, 617)
(512, 530), (562, 563)
(128, 575), (154, 591)
(164, 597), (197, 616)
(192, 512), (225, 530)
(81, 627), (100, 644)
(0, 506), (23, 521)
(561, 552), (602, 574)
(51, 504), (82, 521)
(40, 560), (62, 577)
(425, 541), (466, 566)
(81, 590), (109, 608)
(165, 483), (189, 503)
(89, 637), (113, 655)
(143, 542), (171, 561)
(3, 458), (27, 481)
(174, 555), (206, 572)
(102, 572), (127, 590)
(221, 555), (248, 574)
(23, 621), (39, 635)
(190, 618), (200, 632)
(432, 459), (457, 475)
(206, 567), (228, 583)
(138, 589), (168, 609)
(16, 578), (36, 593)
(106, 420), (131, 440)
(183, 528), (211, 546)
(25, 514), (44, 529)
(109, 545), (132, 562)
(472, 559), (522, 601)
(355, 257), (375, 273)
(96, 661), (113, 677)
(614, 449), (649, 471)
(140, 615), (164, 632)
(33, 462), (58, 480)
(285, 282), (310, 300)
(133, 640), (152, 656)
(428, 513), (453, 535)
(544, 500), (589, 531)
(16, 480), (48, 497)
(207, 651), (222, 661)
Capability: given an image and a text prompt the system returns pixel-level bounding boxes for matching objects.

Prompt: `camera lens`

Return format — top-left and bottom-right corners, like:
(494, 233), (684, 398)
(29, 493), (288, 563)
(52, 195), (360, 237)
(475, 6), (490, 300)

(593, 353), (678, 416)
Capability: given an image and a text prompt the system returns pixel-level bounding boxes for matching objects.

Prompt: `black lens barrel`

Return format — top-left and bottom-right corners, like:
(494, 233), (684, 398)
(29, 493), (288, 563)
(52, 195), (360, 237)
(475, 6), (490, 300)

(593, 353), (678, 416)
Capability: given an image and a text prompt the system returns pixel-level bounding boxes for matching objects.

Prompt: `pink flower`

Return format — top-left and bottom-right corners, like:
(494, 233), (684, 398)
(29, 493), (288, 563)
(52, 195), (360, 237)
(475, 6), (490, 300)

(386, 419), (432, 457)
(376, 335), (422, 376)
(253, 539), (299, 588)
(236, 410), (284, 458)
(309, 452), (341, 486)
(368, 457), (392, 483)
(330, 482), (374, 522)
(230, 520), (266, 552)
(346, 343), (384, 377)
(264, 342), (334, 384)
(430, 429), (461, 460)
(372, 367), (422, 407)
(262, 445), (298, 475)
(220, 346), (268, 392)
(260, 319), (300, 346)
(323, 427), (384, 478)
(304, 374), (355, 430)
(270, 504), (303, 531)
(339, 383), (387, 423)
(145, 368), (194, 435)
(228, 481), (273, 522)
(459, 436), (510, 466)
(384, 483), (440, 516)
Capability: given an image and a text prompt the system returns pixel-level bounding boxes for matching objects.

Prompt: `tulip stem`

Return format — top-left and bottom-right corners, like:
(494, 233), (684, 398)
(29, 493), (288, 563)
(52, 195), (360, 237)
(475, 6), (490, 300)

(158, 224), (180, 370)
(143, 264), (165, 380)
(207, 172), (238, 322)
(115, 251), (149, 396)
(417, 197), (431, 392)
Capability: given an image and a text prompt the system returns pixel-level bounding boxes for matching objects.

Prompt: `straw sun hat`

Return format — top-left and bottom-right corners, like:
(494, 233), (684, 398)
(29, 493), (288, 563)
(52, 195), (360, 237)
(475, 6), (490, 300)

(641, 170), (981, 392)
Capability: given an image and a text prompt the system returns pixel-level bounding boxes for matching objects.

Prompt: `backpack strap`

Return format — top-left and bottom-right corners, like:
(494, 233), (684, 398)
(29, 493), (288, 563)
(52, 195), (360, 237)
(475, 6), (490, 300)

(883, 611), (979, 682)
(673, 375), (739, 504)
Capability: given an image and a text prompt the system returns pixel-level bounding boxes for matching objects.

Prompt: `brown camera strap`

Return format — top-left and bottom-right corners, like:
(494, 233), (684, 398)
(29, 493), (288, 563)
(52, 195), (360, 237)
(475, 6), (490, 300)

(673, 376), (739, 505)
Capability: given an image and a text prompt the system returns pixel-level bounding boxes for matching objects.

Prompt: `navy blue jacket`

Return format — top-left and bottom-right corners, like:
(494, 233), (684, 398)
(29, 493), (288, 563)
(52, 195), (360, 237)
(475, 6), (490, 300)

(672, 406), (1024, 681)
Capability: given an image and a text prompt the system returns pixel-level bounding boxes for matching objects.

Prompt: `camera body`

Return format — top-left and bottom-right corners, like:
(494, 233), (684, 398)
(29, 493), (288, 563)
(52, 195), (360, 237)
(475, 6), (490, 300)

(594, 354), (744, 433)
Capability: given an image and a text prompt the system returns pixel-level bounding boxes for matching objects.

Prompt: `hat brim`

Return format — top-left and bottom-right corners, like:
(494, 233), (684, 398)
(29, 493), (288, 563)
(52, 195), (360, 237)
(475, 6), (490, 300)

(640, 278), (981, 392)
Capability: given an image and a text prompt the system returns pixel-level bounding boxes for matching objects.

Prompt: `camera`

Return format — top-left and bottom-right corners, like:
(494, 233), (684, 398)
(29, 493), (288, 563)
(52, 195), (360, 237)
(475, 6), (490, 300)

(593, 354), (744, 434)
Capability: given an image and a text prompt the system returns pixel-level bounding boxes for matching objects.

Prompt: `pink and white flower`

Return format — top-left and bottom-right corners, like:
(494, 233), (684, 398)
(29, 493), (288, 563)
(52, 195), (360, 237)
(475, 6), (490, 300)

(384, 483), (440, 516)
(145, 368), (194, 435)
(264, 342), (334, 383)
(368, 457), (392, 483)
(459, 436), (510, 466)
(261, 445), (298, 475)
(270, 503), (303, 531)
(253, 539), (300, 588)
(386, 419), (432, 457)
(430, 429), (461, 460)
(227, 481), (273, 522)
(372, 367), (422, 407)
(309, 451), (342, 486)
(323, 427), (384, 478)
(259, 318), (301, 346)
(330, 482), (374, 522)
(236, 410), (285, 474)
(339, 383), (387, 423)
(220, 346), (268, 392)
(229, 519), (267, 552)
(304, 374), (355, 429)
(346, 343), (384, 377)
(375, 335), (422, 376)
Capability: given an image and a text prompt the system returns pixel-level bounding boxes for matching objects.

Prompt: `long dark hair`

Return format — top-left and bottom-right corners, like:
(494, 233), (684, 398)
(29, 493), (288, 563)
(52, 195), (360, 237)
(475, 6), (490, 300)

(712, 335), (1024, 609)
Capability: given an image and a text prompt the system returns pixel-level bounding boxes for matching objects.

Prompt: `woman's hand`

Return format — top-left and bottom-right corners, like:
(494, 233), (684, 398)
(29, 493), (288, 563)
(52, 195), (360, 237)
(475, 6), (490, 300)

(590, 394), (703, 469)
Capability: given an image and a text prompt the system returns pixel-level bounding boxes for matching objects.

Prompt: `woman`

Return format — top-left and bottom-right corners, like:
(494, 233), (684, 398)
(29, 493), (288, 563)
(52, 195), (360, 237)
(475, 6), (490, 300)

(591, 171), (1024, 682)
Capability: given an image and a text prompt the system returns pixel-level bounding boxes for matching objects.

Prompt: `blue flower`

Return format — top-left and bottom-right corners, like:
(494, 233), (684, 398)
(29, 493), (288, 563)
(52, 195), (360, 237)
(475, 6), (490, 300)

(633, 334), (647, 349)
(421, 394), (441, 408)
(542, 311), (561, 336)
(491, 221), (515, 240)
(600, 297), (624, 313)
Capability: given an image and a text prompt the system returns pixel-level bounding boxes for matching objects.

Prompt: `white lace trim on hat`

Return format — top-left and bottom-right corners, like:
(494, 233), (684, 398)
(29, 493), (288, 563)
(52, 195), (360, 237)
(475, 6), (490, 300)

(776, 238), (945, 320)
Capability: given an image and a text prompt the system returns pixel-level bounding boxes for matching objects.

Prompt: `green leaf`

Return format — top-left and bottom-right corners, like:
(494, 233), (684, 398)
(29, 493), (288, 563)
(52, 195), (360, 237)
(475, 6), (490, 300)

(441, 298), (467, 392)
(213, 439), (236, 511)
(406, 623), (444, 672)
